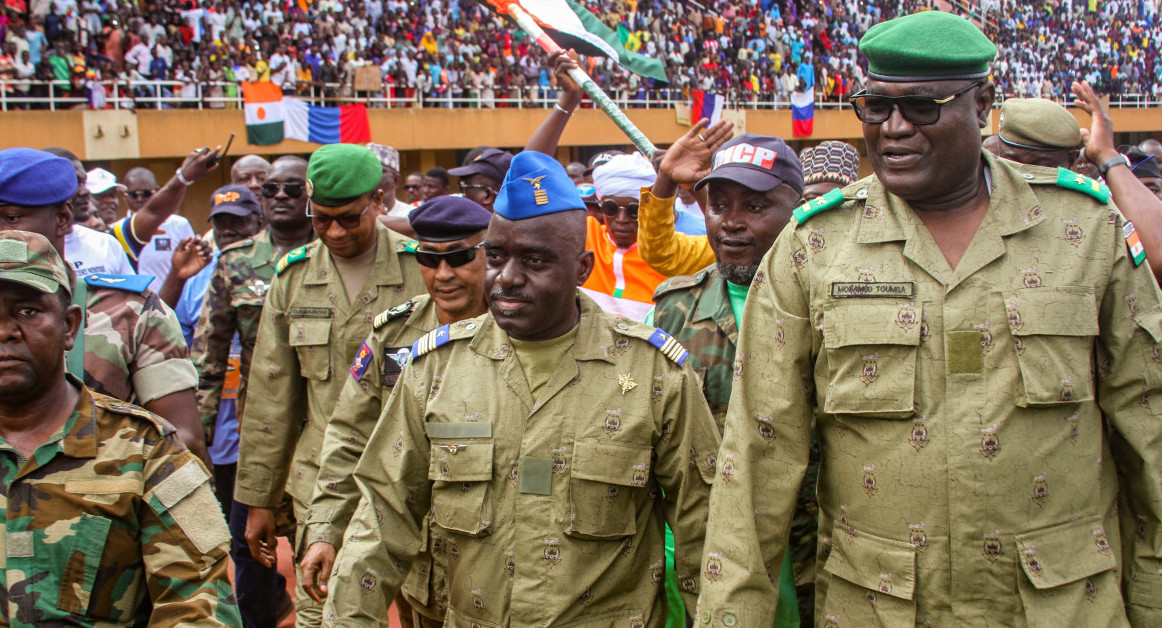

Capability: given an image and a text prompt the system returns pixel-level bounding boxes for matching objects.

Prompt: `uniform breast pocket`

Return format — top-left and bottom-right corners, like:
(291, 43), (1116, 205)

(58, 477), (144, 621)
(427, 422), (494, 537)
(289, 319), (332, 380)
(822, 300), (921, 418)
(821, 523), (917, 627)
(1003, 288), (1098, 406)
(566, 439), (652, 540)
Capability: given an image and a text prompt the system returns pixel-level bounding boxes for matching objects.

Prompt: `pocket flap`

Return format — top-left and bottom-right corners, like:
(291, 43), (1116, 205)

(823, 525), (917, 600)
(1004, 288), (1098, 336)
(428, 441), (494, 482)
(289, 320), (331, 346)
(1136, 310), (1162, 345)
(65, 477), (141, 495)
(425, 422), (493, 439)
(1014, 516), (1116, 589)
(572, 439), (653, 487)
(824, 301), (922, 348)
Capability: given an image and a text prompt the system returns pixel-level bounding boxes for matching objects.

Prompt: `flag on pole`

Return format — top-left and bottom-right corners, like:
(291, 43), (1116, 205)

(791, 89), (814, 137)
(690, 90), (723, 124)
(485, 0), (667, 83)
(284, 98), (372, 144)
(242, 82), (285, 145)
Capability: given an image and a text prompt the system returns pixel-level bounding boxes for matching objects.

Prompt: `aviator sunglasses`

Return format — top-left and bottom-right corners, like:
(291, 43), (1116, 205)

(261, 182), (306, 199)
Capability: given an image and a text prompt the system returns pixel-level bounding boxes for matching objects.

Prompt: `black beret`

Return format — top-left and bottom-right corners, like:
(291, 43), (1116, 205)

(408, 196), (492, 242)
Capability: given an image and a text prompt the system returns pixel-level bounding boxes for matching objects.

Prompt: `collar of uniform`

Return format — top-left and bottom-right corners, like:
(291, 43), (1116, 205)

(980, 150), (1050, 236)
(470, 291), (615, 363)
(61, 377), (99, 459)
(408, 294), (441, 331)
(692, 267), (735, 329)
(304, 223), (403, 286)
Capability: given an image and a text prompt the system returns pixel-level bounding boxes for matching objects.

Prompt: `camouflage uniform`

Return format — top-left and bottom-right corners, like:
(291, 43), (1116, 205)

(653, 266), (818, 625)
(324, 293), (721, 627)
(235, 224), (425, 625)
(696, 155), (1162, 626)
(73, 274), (199, 406)
(0, 377), (240, 627)
(306, 295), (445, 625)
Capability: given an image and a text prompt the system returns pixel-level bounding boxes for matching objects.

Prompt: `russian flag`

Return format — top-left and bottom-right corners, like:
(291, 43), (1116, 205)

(284, 97), (372, 145)
(690, 89), (723, 124)
(791, 89), (814, 137)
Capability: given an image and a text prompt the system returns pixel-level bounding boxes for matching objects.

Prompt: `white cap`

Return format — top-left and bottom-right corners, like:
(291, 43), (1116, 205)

(86, 168), (125, 195)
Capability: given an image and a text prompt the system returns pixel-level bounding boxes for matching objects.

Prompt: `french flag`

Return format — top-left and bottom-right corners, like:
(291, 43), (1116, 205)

(691, 89), (723, 124)
(284, 97), (372, 145)
(791, 89), (814, 137)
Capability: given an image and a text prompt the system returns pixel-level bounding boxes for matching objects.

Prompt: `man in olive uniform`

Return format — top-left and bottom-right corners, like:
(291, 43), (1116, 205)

(235, 144), (426, 627)
(989, 97), (1082, 169)
(0, 230), (241, 627)
(651, 132), (809, 627)
(0, 148), (210, 466)
(300, 196), (492, 628)
(323, 151), (721, 627)
(697, 11), (1162, 626)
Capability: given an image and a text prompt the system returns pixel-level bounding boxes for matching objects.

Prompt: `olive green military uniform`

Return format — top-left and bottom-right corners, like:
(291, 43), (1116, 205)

(305, 294), (445, 623)
(0, 377), (240, 627)
(324, 294), (721, 627)
(696, 153), (1162, 627)
(654, 267), (818, 625)
(235, 223), (425, 624)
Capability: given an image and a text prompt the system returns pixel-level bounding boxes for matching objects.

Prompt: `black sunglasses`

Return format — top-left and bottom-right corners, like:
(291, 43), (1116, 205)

(849, 82), (982, 126)
(402, 184), (421, 190)
(127, 189), (157, 201)
(261, 182), (306, 199)
(306, 201), (371, 230)
(415, 244), (481, 268)
(458, 183), (495, 194)
(601, 200), (639, 220)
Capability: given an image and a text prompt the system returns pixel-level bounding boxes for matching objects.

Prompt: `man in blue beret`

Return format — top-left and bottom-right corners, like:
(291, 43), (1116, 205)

(234, 142), (427, 627)
(302, 195), (492, 628)
(698, 10), (1162, 627)
(324, 151), (721, 627)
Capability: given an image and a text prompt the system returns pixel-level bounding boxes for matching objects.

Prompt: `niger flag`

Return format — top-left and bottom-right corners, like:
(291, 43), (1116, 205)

(243, 82), (284, 145)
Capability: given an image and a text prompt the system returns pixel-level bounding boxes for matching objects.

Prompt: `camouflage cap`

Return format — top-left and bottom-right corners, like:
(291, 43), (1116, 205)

(999, 98), (1081, 151)
(0, 230), (74, 297)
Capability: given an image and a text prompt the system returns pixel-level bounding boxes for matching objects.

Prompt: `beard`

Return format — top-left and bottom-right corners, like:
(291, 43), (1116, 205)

(717, 261), (761, 285)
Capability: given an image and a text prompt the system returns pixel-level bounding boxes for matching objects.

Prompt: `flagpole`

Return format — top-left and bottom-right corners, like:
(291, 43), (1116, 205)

(498, 1), (657, 158)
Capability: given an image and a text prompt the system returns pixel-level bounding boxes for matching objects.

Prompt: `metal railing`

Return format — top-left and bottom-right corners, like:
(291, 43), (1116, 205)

(1, 79), (1159, 112)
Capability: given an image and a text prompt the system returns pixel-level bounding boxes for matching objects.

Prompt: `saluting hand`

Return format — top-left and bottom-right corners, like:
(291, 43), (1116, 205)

(652, 118), (734, 198)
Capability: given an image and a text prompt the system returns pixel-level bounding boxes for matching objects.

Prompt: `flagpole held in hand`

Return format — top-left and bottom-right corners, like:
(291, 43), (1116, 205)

(492, 0), (657, 158)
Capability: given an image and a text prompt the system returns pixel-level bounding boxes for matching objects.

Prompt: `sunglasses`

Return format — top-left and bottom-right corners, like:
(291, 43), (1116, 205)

(261, 182), (306, 199)
(601, 200), (639, 220)
(306, 201), (371, 230)
(849, 82), (982, 126)
(127, 189), (157, 201)
(402, 184), (421, 190)
(458, 183), (494, 194)
(414, 244), (482, 268)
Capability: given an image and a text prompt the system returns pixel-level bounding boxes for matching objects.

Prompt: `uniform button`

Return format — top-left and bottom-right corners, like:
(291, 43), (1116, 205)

(1023, 173), (1035, 180)
(701, 611), (711, 624)
(722, 613), (736, 626)
(617, 322), (629, 330)
(465, 323), (476, 330)
(856, 188), (869, 199)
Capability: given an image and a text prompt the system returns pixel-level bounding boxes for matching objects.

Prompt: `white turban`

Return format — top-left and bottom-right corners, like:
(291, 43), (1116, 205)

(593, 153), (656, 200)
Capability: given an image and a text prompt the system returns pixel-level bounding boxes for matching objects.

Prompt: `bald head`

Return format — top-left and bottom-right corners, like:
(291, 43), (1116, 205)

(1141, 139), (1162, 161)
(232, 154), (273, 197)
(123, 167), (159, 212)
(124, 167), (157, 188)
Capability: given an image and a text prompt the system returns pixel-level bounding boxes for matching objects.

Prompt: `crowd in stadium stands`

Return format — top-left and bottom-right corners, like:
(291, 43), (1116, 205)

(0, 0), (1158, 109)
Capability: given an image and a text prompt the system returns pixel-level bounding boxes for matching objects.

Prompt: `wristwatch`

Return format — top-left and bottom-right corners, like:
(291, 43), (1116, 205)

(1098, 153), (1131, 177)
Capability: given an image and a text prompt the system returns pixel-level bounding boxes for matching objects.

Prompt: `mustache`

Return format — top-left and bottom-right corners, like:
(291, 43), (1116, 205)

(489, 289), (532, 302)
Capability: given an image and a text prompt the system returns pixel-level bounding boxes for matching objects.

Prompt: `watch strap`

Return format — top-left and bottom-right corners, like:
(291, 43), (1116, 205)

(1098, 154), (1131, 177)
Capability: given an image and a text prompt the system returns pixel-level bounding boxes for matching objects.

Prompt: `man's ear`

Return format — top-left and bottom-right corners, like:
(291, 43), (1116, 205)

(976, 81), (997, 128)
(55, 201), (74, 239)
(575, 249), (595, 286)
(62, 303), (83, 352)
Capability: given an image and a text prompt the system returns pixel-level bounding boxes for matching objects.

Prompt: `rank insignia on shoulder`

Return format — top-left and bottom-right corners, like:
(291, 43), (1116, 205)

(374, 300), (416, 329)
(647, 328), (689, 366)
(275, 244), (311, 275)
(1125, 221), (1147, 267)
(395, 239), (419, 254)
(412, 324), (452, 358)
(792, 187), (845, 226)
(350, 341), (374, 381)
(1055, 168), (1111, 204)
(84, 273), (153, 293)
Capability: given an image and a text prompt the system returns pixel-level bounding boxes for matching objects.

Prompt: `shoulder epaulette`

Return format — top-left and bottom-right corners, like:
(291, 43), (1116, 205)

(84, 273), (153, 293)
(218, 237), (255, 255)
(373, 299), (417, 329)
(395, 239), (419, 254)
(611, 321), (690, 366)
(1052, 167), (1110, 204)
(92, 392), (176, 435)
(792, 187), (846, 226)
(653, 268), (711, 301)
(275, 244), (311, 275)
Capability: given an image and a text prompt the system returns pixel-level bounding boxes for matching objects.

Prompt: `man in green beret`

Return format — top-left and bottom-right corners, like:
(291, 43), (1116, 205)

(697, 10), (1162, 626)
(989, 97), (1082, 169)
(234, 143), (426, 627)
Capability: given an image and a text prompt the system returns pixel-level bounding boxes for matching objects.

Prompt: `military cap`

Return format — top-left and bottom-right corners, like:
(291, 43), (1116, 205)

(859, 11), (997, 82)
(1120, 145), (1162, 180)
(208, 184), (262, 220)
(0, 148), (77, 206)
(409, 196), (491, 242)
(998, 98), (1081, 151)
(0, 230), (75, 297)
(449, 148), (514, 183)
(494, 151), (584, 220)
(696, 134), (804, 194)
(366, 142), (400, 173)
(799, 141), (862, 187)
(306, 144), (383, 207)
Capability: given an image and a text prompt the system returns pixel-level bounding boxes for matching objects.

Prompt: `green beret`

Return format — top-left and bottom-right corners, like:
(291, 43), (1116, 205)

(306, 144), (383, 207)
(999, 98), (1081, 151)
(859, 11), (997, 82)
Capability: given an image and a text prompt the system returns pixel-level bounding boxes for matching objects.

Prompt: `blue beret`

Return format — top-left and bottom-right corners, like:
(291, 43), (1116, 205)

(494, 151), (584, 220)
(0, 148), (77, 206)
(409, 196), (492, 242)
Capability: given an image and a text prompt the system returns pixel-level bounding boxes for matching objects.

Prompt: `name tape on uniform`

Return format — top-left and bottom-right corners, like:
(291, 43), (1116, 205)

(830, 282), (915, 299)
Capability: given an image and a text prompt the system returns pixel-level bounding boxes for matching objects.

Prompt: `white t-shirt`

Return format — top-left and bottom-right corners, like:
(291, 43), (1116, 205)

(64, 225), (136, 278)
(134, 214), (197, 292)
(269, 52), (292, 88)
(386, 198), (413, 218)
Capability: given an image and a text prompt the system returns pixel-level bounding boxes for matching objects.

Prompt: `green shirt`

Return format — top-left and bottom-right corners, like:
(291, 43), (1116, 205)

(510, 326), (579, 400)
(725, 280), (749, 327)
